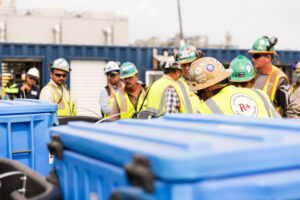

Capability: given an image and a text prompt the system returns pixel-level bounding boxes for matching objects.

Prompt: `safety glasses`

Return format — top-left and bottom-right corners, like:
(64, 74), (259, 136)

(54, 73), (66, 78)
(252, 54), (266, 59)
(28, 76), (37, 81)
(107, 73), (118, 78)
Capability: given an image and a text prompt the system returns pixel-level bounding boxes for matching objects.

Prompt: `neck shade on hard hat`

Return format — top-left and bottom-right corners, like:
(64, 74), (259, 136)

(229, 55), (255, 82)
(189, 57), (233, 91)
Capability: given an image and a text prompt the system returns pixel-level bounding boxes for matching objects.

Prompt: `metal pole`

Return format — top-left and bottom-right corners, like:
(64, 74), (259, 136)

(177, 0), (185, 46)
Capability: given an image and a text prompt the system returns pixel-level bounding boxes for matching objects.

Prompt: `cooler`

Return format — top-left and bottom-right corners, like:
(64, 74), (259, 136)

(0, 99), (58, 176)
(49, 114), (300, 200)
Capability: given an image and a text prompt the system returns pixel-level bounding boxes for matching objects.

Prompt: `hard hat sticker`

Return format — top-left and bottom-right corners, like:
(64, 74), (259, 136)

(195, 66), (202, 75)
(230, 94), (258, 117)
(206, 64), (215, 72)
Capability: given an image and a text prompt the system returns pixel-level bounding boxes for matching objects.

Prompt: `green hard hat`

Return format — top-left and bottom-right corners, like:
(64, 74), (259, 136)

(120, 62), (138, 79)
(248, 36), (277, 54)
(176, 44), (198, 64)
(229, 55), (255, 82)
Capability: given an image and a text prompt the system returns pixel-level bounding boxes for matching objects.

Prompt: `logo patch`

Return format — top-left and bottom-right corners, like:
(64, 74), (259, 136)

(230, 93), (258, 117)
(195, 66), (202, 75)
(206, 64), (215, 72)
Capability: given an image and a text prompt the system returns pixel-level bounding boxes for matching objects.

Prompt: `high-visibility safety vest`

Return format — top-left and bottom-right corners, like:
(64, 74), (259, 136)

(115, 86), (147, 119)
(170, 77), (211, 114)
(103, 82), (125, 118)
(146, 76), (174, 114)
(204, 85), (280, 118)
(261, 65), (289, 114)
(42, 81), (77, 116)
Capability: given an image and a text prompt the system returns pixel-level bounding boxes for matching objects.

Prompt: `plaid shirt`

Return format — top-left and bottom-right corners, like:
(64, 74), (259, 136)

(165, 86), (180, 114)
(164, 77), (193, 114)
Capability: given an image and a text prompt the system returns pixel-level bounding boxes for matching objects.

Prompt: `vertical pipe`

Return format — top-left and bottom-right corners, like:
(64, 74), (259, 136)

(177, 0), (185, 46)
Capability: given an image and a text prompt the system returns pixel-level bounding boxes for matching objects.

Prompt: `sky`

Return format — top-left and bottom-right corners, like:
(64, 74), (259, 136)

(15, 0), (300, 50)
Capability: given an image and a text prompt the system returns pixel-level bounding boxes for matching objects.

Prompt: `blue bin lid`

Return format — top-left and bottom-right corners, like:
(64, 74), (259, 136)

(0, 99), (57, 115)
(50, 114), (300, 181)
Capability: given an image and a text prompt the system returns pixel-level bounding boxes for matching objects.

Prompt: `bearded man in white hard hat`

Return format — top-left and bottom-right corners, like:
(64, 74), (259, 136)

(40, 58), (77, 116)
(5, 67), (40, 99)
(100, 61), (124, 118)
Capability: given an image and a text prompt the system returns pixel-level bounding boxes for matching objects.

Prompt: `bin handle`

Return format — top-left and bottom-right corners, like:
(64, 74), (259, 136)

(0, 171), (22, 179)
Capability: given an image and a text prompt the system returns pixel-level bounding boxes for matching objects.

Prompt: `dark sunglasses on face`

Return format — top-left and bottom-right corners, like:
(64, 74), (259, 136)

(107, 73), (118, 78)
(28, 76), (37, 81)
(252, 54), (266, 59)
(54, 73), (66, 78)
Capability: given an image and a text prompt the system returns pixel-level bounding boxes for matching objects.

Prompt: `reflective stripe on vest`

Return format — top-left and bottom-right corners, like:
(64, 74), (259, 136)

(204, 85), (274, 118)
(263, 66), (289, 101)
(170, 77), (203, 113)
(177, 80), (193, 113)
(116, 87), (147, 119)
(104, 82), (125, 118)
(44, 82), (76, 116)
(250, 89), (271, 118)
(146, 76), (174, 114)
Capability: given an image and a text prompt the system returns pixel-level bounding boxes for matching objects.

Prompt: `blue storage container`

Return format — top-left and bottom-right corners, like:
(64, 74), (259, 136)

(49, 114), (300, 200)
(0, 99), (58, 176)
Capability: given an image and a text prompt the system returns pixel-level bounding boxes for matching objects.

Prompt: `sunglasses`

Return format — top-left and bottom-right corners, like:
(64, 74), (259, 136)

(54, 73), (66, 78)
(252, 54), (266, 59)
(28, 76), (37, 81)
(107, 73), (118, 78)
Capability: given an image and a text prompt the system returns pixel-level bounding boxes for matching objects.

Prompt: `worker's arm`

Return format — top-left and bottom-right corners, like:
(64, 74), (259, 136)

(275, 78), (290, 117)
(99, 89), (112, 114)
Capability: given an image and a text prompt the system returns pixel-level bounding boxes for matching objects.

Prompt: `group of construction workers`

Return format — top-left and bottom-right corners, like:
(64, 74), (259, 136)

(101, 36), (298, 119)
(3, 36), (300, 119)
(4, 58), (77, 117)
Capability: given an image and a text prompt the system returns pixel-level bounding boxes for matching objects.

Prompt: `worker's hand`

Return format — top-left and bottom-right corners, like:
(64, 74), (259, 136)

(21, 84), (30, 91)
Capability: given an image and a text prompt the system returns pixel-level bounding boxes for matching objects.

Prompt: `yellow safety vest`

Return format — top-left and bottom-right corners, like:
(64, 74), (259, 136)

(204, 85), (279, 118)
(42, 81), (77, 116)
(115, 86), (147, 119)
(146, 76), (174, 114)
(103, 82), (125, 118)
(262, 65), (289, 115)
(170, 77), (211, 114)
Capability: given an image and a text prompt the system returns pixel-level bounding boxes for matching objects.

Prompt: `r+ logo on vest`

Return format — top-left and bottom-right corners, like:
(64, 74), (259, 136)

(230, 94), (258, 117)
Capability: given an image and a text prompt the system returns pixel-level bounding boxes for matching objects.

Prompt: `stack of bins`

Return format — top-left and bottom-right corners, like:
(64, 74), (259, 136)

(0, 99), (58, 176)
(49, 114), (300, 200)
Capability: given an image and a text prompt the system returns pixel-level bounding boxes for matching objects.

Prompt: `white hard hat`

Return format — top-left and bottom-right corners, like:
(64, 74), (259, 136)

(27, 67), (40, 79)
(104, 61), (120, 74)
(164, 56), (180, 69)
(51, 58), (70, 72)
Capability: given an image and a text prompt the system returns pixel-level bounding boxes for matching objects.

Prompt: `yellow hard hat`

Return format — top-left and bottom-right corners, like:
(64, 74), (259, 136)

(190, 57), (233, 91)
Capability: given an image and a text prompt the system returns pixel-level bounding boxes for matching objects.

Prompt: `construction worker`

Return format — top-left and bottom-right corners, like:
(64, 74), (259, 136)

(290, 61), (300, 95)
(249, 36), (290, 117)
(4, 67), (40, 99)
(164, 44), (208, 114)
(190, 57), (280, 118)
(146, 56), (181, 115)
(110, 62), (147, 119)
(100, 61), (125, 118)
(40, 58), (77, 116)
(287, 62), (300, 119)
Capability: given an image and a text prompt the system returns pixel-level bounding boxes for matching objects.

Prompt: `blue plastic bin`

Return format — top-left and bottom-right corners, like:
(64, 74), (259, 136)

(49, 114), (300, 200)
(0, 99), (58, 176)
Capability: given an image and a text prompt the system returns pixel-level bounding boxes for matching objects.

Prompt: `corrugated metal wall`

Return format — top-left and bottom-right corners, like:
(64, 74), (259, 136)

(0, 43), (300, 86)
